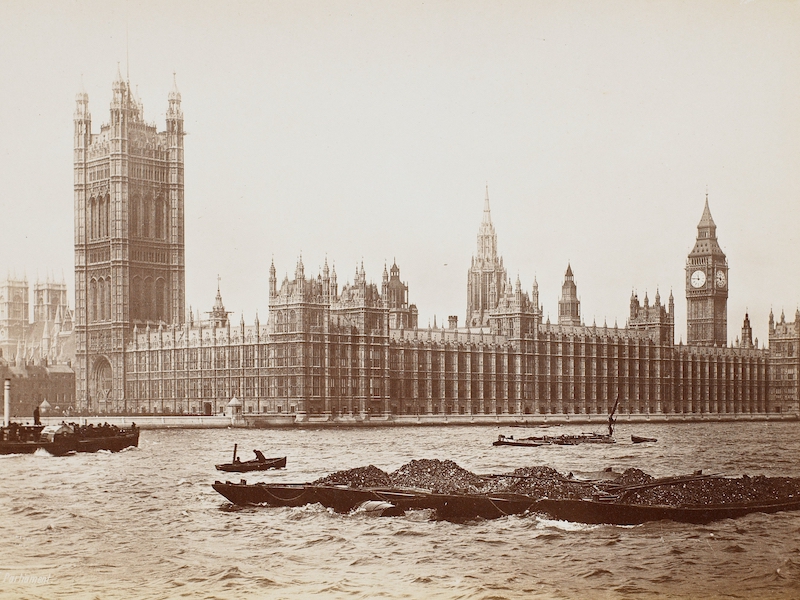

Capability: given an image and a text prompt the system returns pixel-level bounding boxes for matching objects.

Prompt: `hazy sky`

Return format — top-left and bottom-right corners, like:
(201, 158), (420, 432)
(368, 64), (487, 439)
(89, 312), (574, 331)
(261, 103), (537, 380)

(1, 0), (798, 346)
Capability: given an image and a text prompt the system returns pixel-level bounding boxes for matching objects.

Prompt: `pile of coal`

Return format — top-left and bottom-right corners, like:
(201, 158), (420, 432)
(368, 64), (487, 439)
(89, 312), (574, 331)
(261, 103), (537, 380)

(389, 459), (486, 494)
(312, 460), (800, 507)
(621, 475), (800, 506)
(615, 468), (655, 487)
(313, 465), (392, 488)
(482, 466), (589, 499)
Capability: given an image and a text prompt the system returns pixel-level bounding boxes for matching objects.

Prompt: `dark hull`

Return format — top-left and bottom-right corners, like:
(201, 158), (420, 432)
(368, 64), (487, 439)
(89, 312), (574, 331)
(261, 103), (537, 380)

(492, 438), (547, 447)
(631, 435), (658, 443)
(216, 456), (287, 472)
(0, 438), (76, 456)
(212, 481), (800, 525)
(74, 429), (139, 453)
(534, 497), (800, 525)
(0, 428), (139, 455)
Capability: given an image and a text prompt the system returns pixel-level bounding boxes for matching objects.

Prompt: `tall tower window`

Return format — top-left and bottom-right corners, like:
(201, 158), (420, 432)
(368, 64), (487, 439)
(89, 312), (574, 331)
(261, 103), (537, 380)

(131, 194), (140, 237)
(155, 278), (166, 322)
(144, 277), (154, 321)
(98, 278), (106, 321)
(155, 197), (166, 239)
(98, 196), (105, 238)
(90, 279), (97, 322)
(143, 193), (152, 238)
(102, 193), (110, 237)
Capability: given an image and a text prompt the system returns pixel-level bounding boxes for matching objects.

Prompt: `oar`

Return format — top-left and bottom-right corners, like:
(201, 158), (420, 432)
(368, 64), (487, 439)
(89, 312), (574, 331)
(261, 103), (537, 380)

(232, 443), (238, 463)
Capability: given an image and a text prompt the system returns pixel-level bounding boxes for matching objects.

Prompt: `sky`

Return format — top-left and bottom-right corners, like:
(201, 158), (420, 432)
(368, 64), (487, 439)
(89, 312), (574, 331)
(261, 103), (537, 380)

(0, 0), (798, 346)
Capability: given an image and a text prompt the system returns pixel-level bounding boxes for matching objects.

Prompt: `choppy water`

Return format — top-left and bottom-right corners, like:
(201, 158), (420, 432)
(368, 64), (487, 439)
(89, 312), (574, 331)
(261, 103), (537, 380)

(2, 422), (800, 599)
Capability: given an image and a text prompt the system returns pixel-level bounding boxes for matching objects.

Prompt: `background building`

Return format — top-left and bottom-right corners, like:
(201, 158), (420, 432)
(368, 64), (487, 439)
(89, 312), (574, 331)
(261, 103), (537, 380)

(0, 276), (74, 366)
(0, 276), (76, 419)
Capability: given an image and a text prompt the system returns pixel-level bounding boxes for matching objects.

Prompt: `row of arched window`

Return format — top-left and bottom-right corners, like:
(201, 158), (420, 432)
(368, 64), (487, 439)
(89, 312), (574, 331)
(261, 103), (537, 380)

(88, 193), (110, 240)
(87, 192), (171, 241)
(131, 276), (168, 323)
(130, 193), (169, 239)
(273, 310), (298, 333)
(272, 310), (325, 333)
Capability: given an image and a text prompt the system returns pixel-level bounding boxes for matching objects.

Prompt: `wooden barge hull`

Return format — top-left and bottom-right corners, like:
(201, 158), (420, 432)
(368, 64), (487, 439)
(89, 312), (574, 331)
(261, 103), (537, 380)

(212, 481), (800, 525)
(533, 497), (800, 525)
(74, 430), (139, 453)
(0, 439), (75, 456)
(0, 428), (139, 455)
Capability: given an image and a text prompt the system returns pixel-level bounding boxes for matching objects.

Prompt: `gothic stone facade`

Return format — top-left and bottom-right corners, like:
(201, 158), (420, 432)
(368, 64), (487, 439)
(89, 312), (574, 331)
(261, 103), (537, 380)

(769, 309), (800, 414)
(70, 78), (796, 419)
(117, 199), (793, 419)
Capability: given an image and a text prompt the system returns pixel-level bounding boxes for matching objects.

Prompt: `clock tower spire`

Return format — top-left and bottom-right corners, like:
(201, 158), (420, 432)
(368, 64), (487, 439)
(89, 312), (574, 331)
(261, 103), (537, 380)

(686, 195), (728, 346)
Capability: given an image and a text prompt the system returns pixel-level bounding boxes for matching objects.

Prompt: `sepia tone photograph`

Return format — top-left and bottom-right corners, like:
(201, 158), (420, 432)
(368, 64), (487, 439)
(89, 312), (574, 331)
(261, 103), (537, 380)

(1, 1), (799, 598)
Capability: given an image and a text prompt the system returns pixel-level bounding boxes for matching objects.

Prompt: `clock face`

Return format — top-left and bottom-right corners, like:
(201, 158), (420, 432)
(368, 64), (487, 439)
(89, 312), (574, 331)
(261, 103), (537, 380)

(715, 270), (726, 288)
(690, 270), (706, 288)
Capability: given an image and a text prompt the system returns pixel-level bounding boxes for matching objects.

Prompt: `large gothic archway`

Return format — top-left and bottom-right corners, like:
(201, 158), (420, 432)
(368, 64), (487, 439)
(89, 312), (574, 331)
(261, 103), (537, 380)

(91, 357), (113, 409)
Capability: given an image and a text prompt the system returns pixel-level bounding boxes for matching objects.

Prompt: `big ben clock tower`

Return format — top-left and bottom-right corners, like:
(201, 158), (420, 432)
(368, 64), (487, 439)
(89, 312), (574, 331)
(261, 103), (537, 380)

(686, 196), (728, 346)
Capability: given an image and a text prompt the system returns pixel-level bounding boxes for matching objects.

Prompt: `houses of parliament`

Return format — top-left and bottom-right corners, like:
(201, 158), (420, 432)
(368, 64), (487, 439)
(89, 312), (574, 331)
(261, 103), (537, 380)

(15, 73), (800, 421)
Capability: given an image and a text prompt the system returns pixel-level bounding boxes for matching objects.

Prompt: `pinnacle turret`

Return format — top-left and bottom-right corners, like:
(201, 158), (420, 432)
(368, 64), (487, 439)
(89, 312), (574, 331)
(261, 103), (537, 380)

(169, 72), (181, 102)
(167, 72), (183, 121)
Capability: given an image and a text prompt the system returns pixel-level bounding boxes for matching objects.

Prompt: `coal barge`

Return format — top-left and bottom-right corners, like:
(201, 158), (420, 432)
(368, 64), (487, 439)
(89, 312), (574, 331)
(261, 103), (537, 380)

(213, 459), (800, 525)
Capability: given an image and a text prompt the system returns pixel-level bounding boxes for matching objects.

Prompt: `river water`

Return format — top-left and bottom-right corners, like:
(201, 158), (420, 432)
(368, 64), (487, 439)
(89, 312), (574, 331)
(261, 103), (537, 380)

(2, 422), (799, 600)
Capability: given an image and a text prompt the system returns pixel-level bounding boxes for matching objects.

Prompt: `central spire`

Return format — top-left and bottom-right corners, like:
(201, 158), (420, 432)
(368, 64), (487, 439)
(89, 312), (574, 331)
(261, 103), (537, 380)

(482, 184), (492, 224)
(467, 185), (507, 327)
(476, 185), (497, 260)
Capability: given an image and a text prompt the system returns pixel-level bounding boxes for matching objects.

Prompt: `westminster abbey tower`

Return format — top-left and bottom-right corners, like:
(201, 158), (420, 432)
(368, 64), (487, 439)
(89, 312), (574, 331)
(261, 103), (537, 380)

(74, 70), (185, 412)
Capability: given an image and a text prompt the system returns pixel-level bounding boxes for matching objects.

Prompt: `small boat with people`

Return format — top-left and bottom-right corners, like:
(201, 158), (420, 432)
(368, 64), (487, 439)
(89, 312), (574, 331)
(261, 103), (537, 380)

(0, 421), (139, 455)
(0, 423), (75, 456)
(215, 444), (287, 473)
(70, 422), (140, 453)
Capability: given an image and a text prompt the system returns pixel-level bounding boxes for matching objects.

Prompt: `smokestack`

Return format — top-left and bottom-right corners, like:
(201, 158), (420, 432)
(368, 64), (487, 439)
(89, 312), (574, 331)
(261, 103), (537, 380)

(3, 379), (10, 427)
